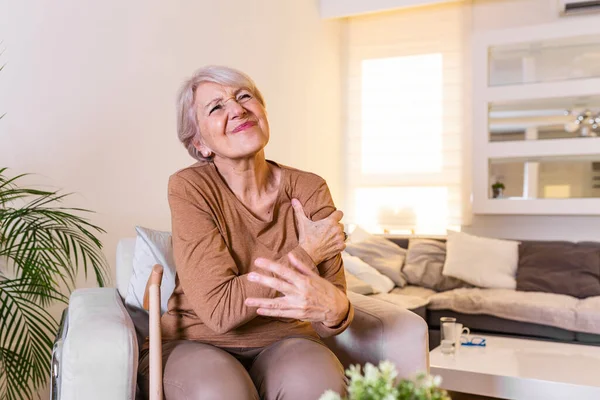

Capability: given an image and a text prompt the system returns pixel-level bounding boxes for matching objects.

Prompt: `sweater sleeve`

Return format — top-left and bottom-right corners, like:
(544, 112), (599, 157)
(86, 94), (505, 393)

(168, 174), (315, 334)
(302, 179), (354, 338)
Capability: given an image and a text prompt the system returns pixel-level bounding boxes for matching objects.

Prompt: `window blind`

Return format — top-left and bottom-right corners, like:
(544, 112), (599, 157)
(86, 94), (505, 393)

(343, 2), (469, 234)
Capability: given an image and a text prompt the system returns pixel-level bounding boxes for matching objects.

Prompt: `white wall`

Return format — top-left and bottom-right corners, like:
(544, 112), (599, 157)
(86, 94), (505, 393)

(463, 0), (600, 241)
(320, 0), (458, 18)
(0, 1), (342, 396)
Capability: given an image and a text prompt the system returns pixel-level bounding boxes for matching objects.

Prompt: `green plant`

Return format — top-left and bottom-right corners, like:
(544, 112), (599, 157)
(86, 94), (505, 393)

(320, 361), (451, 400)
(0, 168), (109, 399)
(491, 182), (505, 190)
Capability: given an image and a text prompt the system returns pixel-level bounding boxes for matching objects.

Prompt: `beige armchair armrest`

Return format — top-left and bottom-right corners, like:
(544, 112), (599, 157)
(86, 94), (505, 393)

(324, 291), (429, 379)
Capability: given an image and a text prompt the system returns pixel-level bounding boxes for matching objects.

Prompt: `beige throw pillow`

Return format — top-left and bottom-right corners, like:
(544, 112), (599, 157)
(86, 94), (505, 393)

(442, 230), (520, 289)
(403, 239), (469, 292)
(342, 252), (395, 293)
(345, 272), (375, 295)
(345, 236), (407, 287)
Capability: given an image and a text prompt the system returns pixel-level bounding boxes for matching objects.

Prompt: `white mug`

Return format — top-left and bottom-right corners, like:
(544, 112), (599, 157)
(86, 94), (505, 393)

(455, 323), (470, 346)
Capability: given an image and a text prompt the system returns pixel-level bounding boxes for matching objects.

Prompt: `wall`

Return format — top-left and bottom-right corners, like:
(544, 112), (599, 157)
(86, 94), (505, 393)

(0, 0), (342, 396)
(463, 0), (600, 241)
(320, 0), (459, 18)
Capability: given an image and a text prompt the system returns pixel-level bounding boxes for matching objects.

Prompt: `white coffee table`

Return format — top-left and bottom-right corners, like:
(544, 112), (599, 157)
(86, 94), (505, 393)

(430, 334), (600, 399)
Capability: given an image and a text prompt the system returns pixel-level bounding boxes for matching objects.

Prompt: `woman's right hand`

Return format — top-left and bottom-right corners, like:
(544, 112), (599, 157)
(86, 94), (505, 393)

(292, 198), (346, 265)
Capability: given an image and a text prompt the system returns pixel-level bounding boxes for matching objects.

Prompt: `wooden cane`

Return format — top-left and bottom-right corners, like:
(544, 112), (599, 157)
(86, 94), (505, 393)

(143, 264), (164, 400)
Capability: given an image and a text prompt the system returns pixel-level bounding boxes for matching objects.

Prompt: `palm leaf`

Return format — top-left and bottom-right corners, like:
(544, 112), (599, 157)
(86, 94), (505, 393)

(0, 278), (64, 400)
(0, 169), (110, 399)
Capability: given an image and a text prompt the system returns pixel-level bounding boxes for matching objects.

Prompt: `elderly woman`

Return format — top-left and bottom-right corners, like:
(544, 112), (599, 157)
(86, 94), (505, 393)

(138, 65), (353, 400)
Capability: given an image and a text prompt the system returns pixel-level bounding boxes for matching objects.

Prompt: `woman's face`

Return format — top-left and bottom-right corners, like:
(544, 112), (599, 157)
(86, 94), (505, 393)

(193, 81), (270, 161)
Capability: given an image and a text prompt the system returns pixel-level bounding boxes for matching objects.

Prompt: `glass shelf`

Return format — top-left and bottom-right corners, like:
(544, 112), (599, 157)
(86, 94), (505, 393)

(489, 94), (600, 142)
(489, 33), (600, 87)
(488, 155), (600, 200)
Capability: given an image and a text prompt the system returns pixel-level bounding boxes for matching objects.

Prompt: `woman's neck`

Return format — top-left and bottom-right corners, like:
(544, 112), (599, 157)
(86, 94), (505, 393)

(212, 152), (277, 200)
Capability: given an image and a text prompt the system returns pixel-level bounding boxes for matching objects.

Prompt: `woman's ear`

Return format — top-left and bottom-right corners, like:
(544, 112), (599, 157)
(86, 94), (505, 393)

(192, 136), (213, 158)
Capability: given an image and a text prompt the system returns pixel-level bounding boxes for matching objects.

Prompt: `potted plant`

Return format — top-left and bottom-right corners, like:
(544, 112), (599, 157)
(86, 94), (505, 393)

(320, 361), (451, 400)
(0, 168), (109, 400)
(491, 181), (505, 198)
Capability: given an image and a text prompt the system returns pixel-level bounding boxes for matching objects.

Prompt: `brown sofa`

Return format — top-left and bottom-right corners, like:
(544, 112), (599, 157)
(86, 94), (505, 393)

(368, 238), (600, 350)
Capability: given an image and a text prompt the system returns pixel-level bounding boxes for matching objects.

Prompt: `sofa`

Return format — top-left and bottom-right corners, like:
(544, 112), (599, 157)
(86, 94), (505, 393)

(50, 236), (429, 400)
(345, 234), (600, 351)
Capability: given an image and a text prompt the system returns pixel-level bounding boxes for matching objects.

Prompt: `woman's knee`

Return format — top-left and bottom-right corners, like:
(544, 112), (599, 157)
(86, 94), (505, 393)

(250, 338), (346, 400)
(147, 340), (259, 400)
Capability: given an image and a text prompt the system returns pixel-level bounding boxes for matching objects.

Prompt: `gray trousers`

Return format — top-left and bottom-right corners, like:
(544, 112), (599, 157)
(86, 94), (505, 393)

(138, 337), (346, 400)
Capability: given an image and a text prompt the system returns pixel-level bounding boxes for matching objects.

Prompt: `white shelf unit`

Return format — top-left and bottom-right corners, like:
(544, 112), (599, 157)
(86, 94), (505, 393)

(472, 19), (600, 215)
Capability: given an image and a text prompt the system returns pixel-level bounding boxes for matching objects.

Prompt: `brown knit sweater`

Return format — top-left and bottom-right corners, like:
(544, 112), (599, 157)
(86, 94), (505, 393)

(160, 160), (354, 348)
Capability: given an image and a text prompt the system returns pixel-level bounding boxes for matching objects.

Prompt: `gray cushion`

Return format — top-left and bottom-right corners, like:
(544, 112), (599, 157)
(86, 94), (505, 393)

(402, 239), (469, 292)
(517, 242), (600, 299)
(345, 236), (407, 287)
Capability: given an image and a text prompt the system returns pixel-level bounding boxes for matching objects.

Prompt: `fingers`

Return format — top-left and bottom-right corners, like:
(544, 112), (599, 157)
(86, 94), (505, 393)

(291, 198), (308, 221)
(245, 297), (297, 310)
(327, 210), (344, 223)
(288, 252), (318, 276)
(256, 307), (306, 319)
(248, 269), (296, 294)
(253, 258), (302, 284)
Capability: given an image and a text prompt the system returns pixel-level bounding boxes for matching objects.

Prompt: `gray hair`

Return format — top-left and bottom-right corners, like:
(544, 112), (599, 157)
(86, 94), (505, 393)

(176, 65), (266, 161)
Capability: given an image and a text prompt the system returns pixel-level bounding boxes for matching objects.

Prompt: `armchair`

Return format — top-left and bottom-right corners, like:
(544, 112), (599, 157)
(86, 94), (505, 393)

(50, 238), (429, 400)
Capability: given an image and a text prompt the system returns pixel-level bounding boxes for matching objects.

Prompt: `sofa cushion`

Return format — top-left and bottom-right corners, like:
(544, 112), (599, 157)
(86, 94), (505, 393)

(124, 226), (177, 347)
(345, 272), (375, 295)
(442, 231), (520, 289)
(517, 242), (600, 299)
(575, 296), (600, 335)
(345, 231), (407, 287)
(389, 285), (437, 300)
(427, 288), (580, 334)
(402, 239), (469, 292)
(369, 292), (429, 311)
(342, 251), (395, 293)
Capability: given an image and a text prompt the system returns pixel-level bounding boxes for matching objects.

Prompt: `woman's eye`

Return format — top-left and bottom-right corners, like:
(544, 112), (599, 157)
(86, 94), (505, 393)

(238, 93), (252, 101)
(209, 104), (222, 114)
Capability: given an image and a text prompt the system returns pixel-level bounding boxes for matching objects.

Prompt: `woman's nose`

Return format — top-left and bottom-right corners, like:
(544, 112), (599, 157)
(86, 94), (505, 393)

(225, 99), (247, 118)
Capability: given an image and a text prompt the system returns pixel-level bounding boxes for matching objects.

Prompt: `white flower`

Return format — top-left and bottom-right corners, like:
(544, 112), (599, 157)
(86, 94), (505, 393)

(378, 360), (398, 382)
(363, 362), (379, 384)
(432, 375), (443, 387)
(318, 390), (342, 400)
(346, 364), (363, 382)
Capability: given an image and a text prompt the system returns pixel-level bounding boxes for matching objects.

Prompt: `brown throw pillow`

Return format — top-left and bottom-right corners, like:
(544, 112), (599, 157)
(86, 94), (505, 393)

(402, 239), (470, 292)
(516, 242), (600, 299)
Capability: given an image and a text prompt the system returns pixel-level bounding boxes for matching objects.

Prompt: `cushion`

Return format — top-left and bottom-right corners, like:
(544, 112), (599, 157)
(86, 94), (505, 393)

(342, 251), (395, 293)
(124, 226), (177, 346)
(345, 272), (375, 295)
(575, 296), (600, 334)
(389, 285), (437, 300)
(369, 292), (430, 311)
(402, 239), (469, 292)
(517, 242), (600, 299)
(442, 230), (520, 289)
(345, 227), (407, 287)
(427, 288), (579, 333)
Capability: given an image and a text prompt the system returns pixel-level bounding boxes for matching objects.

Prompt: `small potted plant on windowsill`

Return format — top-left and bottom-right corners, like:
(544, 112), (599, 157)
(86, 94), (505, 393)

(491, 181), (505, 199)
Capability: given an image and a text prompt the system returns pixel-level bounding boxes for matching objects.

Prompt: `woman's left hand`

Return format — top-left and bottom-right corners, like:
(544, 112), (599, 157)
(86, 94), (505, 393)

(245, 253), (350, 327)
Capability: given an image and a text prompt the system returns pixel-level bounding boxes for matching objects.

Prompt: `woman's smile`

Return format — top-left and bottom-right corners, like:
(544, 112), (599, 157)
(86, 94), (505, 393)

(232, 120), (257, 134)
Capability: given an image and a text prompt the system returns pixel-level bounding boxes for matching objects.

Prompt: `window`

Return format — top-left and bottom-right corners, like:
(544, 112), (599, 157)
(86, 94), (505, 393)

(343, 3), (468, 235)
